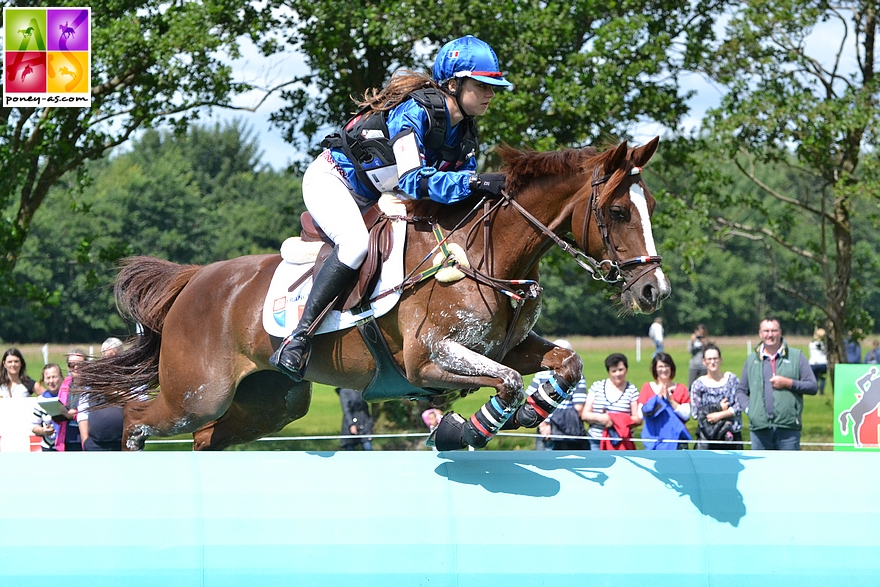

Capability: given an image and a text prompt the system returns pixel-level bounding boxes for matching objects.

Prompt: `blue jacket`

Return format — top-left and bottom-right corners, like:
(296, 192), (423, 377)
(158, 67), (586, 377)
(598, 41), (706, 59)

(330, 97), (477, 203)
(640, 395), (692, 450)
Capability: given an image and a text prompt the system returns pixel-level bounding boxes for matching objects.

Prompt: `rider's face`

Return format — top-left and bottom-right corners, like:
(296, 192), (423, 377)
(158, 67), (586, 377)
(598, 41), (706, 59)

(458, 78), (496, 117)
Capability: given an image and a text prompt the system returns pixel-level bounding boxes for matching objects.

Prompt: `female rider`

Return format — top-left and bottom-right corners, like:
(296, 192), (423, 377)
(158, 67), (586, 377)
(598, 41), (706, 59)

(271, 36), (511, 381)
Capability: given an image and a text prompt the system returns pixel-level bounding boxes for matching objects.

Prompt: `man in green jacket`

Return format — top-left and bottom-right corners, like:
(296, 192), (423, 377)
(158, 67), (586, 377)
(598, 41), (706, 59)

(735, 317), (818, 450)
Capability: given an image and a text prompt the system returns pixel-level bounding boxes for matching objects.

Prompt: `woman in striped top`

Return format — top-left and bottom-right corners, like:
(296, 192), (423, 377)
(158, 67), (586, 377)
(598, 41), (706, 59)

(582, 353), (642, 450)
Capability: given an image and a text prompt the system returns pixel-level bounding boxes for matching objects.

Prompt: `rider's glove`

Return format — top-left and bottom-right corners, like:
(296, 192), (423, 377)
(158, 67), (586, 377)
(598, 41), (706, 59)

(469, 173), (507, 198)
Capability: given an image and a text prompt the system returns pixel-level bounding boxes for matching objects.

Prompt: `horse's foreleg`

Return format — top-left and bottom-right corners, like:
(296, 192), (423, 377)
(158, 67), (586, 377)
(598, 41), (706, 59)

(419, 340), (525, 450)
(499, 331), (584, 428)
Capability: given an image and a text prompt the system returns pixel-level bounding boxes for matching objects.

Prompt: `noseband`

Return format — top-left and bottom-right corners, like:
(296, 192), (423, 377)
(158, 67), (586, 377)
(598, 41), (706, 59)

(503, 165), (662, 291)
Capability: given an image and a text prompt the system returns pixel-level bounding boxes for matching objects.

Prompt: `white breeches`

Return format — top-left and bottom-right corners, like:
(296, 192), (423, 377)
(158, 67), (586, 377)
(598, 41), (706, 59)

(302, 152), (370, 269)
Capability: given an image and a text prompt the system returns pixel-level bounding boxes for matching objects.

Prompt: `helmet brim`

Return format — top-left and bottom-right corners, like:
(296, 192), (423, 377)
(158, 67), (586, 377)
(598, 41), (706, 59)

(469, 74), (512, 87)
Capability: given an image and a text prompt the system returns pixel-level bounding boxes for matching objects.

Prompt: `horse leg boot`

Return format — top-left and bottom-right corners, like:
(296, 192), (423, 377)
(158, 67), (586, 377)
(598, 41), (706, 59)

(430, 390), (525, 451)
(507, 374), (573, 428)
(270, 247), (357, 382)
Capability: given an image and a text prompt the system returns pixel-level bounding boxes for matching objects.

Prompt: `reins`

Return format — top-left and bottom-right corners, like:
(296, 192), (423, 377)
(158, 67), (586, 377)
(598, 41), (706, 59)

(369, 158), (663, 357)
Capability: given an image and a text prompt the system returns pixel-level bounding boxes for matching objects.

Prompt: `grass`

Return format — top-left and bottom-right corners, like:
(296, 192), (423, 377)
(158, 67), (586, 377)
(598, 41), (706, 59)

(6, 336), (834, 451)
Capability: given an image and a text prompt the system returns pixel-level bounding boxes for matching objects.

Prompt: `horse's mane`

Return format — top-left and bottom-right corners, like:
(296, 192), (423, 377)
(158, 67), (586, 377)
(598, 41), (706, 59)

(404, 143), (632, 216)
(498, 144), (633, 206)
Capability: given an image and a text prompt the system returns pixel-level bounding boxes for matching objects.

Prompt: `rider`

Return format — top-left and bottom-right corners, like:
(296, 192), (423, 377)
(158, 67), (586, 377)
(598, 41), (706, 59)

(270, 36), (512, 382)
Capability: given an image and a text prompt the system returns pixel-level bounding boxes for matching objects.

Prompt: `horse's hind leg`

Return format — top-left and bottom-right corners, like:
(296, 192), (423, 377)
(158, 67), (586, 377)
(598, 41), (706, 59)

(121, 363), (239, 451)
(192, 370), (312, 451)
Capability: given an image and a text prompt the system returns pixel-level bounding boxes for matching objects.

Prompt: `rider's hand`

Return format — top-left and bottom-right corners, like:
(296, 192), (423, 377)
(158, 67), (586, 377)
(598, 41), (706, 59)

(470, 173), (506, 198)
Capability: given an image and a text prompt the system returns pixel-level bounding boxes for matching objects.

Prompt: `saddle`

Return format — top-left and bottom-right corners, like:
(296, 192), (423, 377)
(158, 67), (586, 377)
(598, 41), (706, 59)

(297, 204), (394, 311)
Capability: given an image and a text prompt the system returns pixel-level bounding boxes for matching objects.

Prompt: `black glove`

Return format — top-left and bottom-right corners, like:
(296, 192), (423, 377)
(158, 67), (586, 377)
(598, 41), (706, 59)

(469, 173), (507, 198)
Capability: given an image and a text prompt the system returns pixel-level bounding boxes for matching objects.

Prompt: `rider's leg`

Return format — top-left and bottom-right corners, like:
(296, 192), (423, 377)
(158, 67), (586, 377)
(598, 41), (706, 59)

(270, 152), (368, 382)
(270, 247), (358, 381)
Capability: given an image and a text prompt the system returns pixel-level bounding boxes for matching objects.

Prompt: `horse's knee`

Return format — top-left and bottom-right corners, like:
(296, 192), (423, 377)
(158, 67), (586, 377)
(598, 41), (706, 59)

(558, 350), (583, 387)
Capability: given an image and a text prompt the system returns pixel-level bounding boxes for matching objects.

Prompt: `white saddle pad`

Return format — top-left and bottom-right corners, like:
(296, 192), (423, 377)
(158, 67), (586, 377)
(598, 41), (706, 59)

(262, 205), (407, 338)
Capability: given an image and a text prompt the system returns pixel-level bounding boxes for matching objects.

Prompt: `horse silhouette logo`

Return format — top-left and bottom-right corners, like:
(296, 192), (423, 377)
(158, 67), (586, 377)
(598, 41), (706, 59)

(839, 366), (880, 448)
(18, 27), (34, 39)
(59, 21), (75, 40)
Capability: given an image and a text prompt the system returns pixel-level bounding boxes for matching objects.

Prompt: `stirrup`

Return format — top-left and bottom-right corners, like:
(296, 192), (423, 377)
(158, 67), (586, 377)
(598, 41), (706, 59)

(270, 334), (312, 382)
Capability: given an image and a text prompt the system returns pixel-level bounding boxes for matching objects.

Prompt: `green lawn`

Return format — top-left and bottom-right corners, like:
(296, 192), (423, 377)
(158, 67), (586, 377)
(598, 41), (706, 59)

(10, 336), (834, 451)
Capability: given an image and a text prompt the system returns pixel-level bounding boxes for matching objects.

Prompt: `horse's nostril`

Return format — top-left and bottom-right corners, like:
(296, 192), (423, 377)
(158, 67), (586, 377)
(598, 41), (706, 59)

(641, 283), (658, 305)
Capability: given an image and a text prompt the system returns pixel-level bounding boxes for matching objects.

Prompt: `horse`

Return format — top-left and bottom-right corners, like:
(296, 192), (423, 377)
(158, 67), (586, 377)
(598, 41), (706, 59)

(77, 138), (670, 451)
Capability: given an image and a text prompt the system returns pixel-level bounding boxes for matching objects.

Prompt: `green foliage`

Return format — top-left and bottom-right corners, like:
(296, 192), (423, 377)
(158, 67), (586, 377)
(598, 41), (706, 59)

(269, 0), (723, 166)
(0, 121), (303, 343)
(0, 0), (280, 305)
(654, 0), (880, 361)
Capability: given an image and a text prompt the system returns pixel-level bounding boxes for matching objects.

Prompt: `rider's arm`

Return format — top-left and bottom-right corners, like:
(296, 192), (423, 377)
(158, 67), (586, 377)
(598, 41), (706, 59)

(388, 101), (476, 204)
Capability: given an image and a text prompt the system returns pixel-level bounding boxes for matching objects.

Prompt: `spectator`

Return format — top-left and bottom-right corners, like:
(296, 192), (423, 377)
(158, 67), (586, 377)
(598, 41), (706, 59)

(690, 344), (743, 450)
(78, 338), (126, 451)
(845, 331), (862, 364)
(31, 363), (63, 451)
(648, 317), (664, 356)
(638, 352), (691, 450)
(55, 349), (86, 452)
(530, 339), (589, 450)
(687, 324), (709, 387)
(421, 408), (443, 432)
(735, 317), (818, 450)
(582, 353), (641, 450)
(337, 388), (374, 451)
(0, 347), (37, 398)
(864, 340), (880, 364)
(808, 328), (828, 395)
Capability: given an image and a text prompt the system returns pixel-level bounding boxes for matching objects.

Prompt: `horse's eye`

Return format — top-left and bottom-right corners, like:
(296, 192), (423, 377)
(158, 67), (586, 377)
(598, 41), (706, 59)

(610, 206), (629, 221)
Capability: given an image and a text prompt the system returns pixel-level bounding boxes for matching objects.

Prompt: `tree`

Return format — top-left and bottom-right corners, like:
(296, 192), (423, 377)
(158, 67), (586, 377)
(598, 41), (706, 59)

(0, 0), (277, 304)
(665, 0), (880, 366)
(270, 0), (725, 166)
(2, 122), (303, 343)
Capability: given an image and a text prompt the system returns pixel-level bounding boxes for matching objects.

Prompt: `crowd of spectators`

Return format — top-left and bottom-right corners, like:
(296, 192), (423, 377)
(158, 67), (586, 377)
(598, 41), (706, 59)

(0, 315), (867, 451)
(532, 315), (822, 451)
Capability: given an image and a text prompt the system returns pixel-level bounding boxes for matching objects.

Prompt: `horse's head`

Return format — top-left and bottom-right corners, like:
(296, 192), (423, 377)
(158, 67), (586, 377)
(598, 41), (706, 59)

(572, 137), (670, 313)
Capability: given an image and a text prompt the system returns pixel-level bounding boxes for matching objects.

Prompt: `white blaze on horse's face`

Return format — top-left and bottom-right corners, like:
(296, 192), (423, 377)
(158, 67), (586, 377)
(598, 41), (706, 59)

(629, 180), (670, 298)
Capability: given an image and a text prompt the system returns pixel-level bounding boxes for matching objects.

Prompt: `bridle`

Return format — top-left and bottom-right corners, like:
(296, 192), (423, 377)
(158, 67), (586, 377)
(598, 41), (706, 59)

(502, 164), (662, 292)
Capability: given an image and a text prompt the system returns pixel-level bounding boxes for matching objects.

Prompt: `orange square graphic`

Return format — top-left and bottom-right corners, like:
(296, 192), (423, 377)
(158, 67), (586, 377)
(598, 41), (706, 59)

(47, 51), (87, 93)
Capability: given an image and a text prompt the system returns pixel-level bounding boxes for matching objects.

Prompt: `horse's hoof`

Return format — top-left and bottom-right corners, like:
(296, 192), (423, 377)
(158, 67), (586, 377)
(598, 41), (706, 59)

(427, 412), (468, 450)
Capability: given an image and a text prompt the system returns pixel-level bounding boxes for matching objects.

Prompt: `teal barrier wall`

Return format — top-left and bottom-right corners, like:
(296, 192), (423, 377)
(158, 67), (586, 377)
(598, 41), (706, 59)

(1, 451), (878, 586)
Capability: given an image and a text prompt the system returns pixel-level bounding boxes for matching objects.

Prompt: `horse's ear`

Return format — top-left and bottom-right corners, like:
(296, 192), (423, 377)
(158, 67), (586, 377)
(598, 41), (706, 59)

(606, 140), (628, 171)
(631, 136), (660, 167)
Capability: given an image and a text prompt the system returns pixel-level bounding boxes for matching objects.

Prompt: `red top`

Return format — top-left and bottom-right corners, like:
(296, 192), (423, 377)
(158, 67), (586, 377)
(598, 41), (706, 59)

(638, 382), (690, 406)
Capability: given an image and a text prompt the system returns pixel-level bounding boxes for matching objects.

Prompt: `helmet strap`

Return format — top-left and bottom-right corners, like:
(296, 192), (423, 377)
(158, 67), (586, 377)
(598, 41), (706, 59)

(442, 78), (474, 121)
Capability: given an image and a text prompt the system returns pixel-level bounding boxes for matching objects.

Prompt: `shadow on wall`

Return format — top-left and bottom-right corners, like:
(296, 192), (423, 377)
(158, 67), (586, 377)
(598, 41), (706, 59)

(434, 450), (756, 526)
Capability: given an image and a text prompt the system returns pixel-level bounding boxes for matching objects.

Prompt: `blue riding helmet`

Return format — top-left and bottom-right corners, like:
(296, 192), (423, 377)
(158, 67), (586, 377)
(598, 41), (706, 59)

(432, 35), (512, 88)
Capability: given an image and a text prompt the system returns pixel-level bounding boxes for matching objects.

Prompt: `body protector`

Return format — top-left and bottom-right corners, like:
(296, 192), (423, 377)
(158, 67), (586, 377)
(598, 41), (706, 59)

(322, 88), (477, 198)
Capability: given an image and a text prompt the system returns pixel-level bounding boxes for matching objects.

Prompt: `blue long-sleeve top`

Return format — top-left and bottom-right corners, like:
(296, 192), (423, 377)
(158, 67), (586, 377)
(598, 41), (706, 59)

(329, 97), (477, 203)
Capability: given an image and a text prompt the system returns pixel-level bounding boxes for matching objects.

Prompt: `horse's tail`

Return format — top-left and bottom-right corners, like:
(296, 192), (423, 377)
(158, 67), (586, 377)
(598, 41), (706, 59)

(78, 256), (201, 407)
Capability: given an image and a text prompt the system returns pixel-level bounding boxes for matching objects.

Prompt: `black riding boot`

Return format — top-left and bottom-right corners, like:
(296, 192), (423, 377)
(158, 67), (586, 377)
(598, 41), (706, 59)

(270, 247), (357, 381)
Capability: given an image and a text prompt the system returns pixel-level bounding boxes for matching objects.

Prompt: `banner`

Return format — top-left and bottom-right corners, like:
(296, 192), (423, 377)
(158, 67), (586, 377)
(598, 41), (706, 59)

(3, 6), (91, 107)
(834, 364), (880, 451)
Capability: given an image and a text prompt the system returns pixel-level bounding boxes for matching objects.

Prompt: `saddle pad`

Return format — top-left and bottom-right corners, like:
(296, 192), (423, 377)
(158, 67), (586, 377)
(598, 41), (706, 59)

(262, 220), (407, 338)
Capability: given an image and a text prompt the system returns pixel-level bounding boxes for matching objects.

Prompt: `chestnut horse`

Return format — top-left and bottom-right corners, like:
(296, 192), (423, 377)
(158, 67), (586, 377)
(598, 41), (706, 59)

(78, 138), (669, 450)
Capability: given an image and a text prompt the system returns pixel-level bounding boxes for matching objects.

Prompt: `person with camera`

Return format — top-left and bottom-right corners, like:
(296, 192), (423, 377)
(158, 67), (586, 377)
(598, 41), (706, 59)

(690, 344), (743, 450)
(337, 388), (374, 451)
